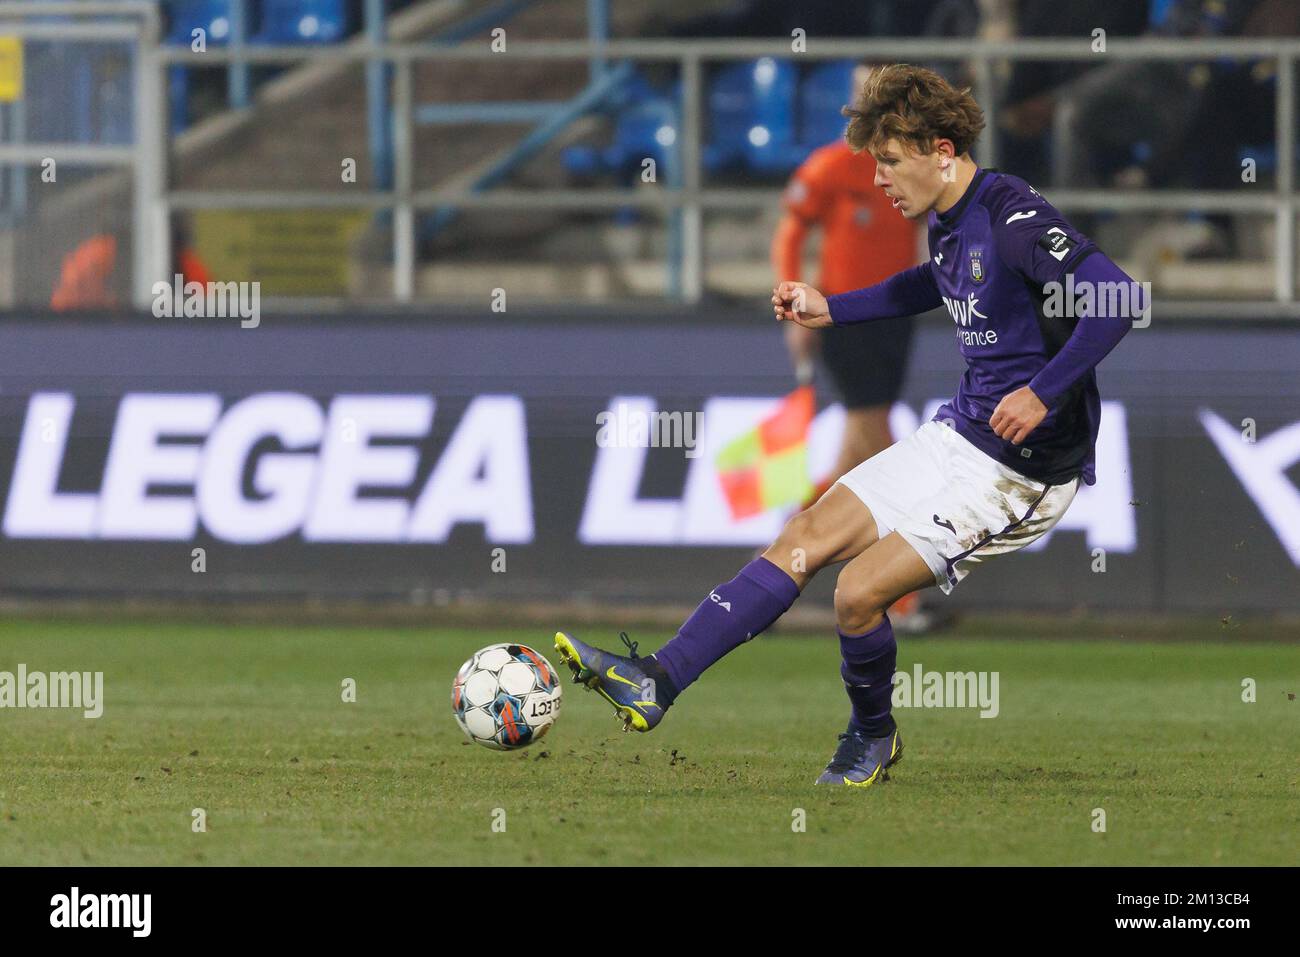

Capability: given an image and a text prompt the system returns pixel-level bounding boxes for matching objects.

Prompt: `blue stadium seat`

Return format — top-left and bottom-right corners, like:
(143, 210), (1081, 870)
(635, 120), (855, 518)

(704, 58), (803, 175)
(607, 103), (678, 177)
(562, 71), (679, 182)
(800, 60), (855, 150)
(703, 61), (755, 172)
(563, 102), (679, 179)
(252, 0), (349, 44)
(166, 2), (233, 133)
(1148, 0), (1176, 28)
(743, 57), (802, 174)
(1237, 144), (1286, 174)
(167, 0), (231, 45)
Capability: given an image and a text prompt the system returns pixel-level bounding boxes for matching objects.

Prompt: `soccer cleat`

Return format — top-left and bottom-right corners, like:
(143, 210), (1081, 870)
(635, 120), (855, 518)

(814, 726), (904, 787)
(553, 631), (668, 732)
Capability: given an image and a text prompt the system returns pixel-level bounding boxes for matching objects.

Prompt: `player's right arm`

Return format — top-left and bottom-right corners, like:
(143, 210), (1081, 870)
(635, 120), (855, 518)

(774, 262), (941, 330)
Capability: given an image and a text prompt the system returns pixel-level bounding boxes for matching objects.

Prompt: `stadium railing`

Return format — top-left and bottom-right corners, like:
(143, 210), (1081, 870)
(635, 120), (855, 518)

(0, 0), (163, 304)
(157, 36), (1299, 315)
(1, 4), (1296, 314)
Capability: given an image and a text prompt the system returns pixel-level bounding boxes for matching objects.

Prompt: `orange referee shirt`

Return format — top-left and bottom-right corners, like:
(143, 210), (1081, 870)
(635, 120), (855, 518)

(774, 141), (920, 296)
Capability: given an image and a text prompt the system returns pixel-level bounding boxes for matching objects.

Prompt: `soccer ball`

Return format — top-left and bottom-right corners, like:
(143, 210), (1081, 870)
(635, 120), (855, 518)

(452, 643), (563, 750)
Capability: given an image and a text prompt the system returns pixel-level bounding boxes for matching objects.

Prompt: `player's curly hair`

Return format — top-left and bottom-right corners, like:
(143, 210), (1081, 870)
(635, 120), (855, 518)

(843, 63), (985, 157)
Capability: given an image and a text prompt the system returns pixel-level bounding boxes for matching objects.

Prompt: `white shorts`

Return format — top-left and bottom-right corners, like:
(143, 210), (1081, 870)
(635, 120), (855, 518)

(834, 420), (1080, 594)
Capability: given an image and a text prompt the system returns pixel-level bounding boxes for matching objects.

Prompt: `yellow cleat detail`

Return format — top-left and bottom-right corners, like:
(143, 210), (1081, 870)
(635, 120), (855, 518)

(604, 665), (641, 689)
(841, 765), (883, 788)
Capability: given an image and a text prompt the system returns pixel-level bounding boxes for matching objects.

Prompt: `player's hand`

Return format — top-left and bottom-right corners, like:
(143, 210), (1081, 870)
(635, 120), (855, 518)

(772, 281), (831, 329)
(989, 387), (1048, 445)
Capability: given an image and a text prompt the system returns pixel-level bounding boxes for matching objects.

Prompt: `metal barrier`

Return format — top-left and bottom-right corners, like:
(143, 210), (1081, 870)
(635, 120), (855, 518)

(0, 7), (1295, 310)
(157, 36), (1300, 310)
(0, 1), (163, 305)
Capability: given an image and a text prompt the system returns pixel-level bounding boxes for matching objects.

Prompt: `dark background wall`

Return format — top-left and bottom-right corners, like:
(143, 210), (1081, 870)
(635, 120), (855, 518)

(0, 309), (1296, 615)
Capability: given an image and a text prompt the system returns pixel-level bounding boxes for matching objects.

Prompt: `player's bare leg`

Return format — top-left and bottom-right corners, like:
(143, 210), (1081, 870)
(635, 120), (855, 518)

(761, 483), (882, 588)
(834, 532), (937, 634)
(816, 532), (937, 787)
(833, 406), (893, 482)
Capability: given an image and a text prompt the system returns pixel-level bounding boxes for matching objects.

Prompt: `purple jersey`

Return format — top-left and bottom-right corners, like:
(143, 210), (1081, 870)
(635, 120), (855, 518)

(927, 169), (1102, 485)
(828, 168), (1122, 486)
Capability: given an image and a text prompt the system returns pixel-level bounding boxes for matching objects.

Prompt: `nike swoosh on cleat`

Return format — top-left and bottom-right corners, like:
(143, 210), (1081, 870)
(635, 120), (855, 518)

(605, 665), (642, 689)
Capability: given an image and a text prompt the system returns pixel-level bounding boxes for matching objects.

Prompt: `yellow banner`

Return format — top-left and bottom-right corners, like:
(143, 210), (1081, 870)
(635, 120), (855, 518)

(0, 37), (23, 102)
(192, 210), (370, 297)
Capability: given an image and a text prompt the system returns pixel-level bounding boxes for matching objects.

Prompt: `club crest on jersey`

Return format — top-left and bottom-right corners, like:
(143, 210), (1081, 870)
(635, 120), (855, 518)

(969, 248), (985, 283)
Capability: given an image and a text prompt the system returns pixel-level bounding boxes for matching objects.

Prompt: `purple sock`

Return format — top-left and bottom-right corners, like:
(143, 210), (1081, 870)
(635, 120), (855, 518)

(839, 617), (897, 737)
(653, 557), (800, 694)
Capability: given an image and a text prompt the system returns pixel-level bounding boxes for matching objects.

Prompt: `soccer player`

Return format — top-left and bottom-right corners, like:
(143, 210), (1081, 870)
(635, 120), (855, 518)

(556, 64), (1139, 787)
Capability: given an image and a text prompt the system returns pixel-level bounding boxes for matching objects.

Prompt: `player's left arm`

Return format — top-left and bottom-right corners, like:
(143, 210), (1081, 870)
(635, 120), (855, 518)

(989, 206), (1140, 445)
(992, 252), (1139, 444)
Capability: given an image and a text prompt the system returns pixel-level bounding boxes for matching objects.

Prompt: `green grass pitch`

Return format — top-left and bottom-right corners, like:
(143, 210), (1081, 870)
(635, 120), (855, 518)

(0, 618), (1295, 865)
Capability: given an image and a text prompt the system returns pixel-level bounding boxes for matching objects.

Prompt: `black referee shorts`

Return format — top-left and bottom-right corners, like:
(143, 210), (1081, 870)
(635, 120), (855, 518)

(819, 316), (916, 409)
